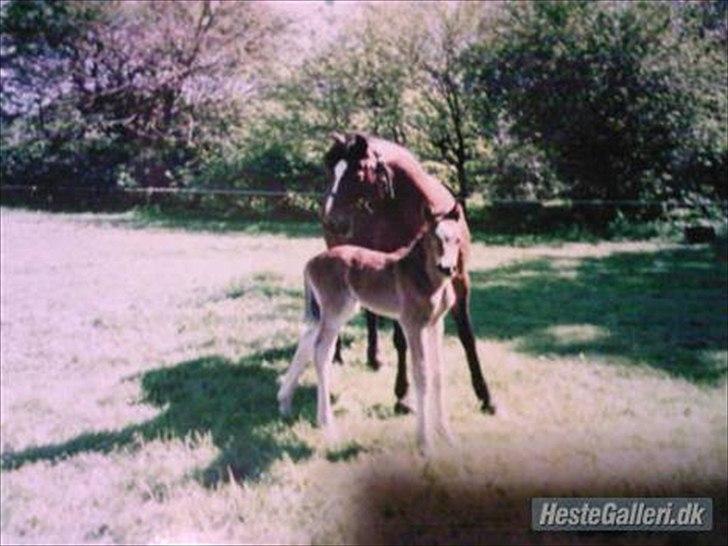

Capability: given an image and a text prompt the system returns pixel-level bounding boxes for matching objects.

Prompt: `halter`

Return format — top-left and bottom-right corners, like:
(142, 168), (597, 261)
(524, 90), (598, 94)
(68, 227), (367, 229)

(324, 148), (396, 217)
(372, 151), (395, 201)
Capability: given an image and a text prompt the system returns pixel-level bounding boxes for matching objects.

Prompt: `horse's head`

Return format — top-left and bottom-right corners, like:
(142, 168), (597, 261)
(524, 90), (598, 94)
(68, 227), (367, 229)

(321, 132), (394, 238)
(424, 205), (462, 277)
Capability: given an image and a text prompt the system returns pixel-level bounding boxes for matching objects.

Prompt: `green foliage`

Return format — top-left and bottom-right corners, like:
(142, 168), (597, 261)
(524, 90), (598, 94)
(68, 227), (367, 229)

(0, 0), (99, 55)
(0, 126), (134, 188)
(476, 133), (563, 200)
(1, 0), (725, 229)
(1, 0), (282, 189)
(463, 1), (727, 202)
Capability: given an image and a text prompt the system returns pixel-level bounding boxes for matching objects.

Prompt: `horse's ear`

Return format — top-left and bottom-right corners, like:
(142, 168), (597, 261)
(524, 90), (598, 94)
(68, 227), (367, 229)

(330, 132), (345, 146)
(350, 133), (368, 157)
(444, 204), (461, 221)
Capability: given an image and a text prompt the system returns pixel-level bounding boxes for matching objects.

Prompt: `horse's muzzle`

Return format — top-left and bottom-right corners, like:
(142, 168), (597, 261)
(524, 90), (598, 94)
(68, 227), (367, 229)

(324, 216), (352, 238)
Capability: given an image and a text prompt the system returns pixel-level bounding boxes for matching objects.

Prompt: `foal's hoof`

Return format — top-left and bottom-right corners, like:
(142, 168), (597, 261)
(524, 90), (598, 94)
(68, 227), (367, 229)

(367, 358), (383, 371)
(394, 400), (413, 415)
(480, 402), (496, 415)
(279, 404), (295, 423)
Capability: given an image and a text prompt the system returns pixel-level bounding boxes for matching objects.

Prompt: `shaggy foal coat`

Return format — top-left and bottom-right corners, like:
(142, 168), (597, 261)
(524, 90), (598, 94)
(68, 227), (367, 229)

(277, 212), (462, 453)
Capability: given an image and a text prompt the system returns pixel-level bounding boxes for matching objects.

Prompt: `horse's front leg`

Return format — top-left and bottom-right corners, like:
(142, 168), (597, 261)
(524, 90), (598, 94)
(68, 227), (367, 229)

(314, 322), (340, 436)
(430, 316), (453, 443)
(392, 321), (412, 414)
(366, 310), (383, 370)
(451, 273), (496, 414)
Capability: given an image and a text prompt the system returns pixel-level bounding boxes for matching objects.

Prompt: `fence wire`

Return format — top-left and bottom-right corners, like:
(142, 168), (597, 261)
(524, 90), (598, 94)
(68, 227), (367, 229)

(2, 184), (725, 209)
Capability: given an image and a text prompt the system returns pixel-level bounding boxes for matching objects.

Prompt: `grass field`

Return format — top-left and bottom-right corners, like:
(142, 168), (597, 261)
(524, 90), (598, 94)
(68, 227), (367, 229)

(1, 208), (726, 545)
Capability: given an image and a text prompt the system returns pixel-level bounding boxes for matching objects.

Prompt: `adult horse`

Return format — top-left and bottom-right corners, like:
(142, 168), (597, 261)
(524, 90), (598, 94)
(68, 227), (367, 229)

(320, 132), (495, 414)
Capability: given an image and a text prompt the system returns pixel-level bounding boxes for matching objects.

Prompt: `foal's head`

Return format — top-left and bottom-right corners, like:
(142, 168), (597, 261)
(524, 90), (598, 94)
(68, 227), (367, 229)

(423, 206), (462, 278)
(322, 132), (394, 238)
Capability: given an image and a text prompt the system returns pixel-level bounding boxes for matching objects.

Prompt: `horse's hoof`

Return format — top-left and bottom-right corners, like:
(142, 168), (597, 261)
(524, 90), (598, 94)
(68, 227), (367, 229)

(481, 402), (496, 415)
(394, 400), (413, 415)
(417, 440), (433, 458)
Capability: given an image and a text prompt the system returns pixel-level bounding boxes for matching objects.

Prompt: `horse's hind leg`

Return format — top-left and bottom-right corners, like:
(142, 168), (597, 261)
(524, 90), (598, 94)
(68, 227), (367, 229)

(366, 311), (383, 370)
(451, 273), (495, 414)
(278, 323), (317, 417)
(393, 321), (412, 414)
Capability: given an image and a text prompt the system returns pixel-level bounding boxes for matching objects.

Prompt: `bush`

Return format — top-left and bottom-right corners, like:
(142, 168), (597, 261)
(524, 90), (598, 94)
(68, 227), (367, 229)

(1, 0), (283, 190)
(463, 1), (727, 203)
(476, 134), (563, 200)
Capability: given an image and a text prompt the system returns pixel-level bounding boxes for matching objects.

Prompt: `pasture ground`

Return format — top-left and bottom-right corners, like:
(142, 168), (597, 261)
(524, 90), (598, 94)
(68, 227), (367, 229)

(1, 208), (726, 544)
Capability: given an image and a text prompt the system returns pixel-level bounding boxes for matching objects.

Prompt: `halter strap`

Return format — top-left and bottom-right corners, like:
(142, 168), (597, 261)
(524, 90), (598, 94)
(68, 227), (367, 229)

(373, 151), (395, 200)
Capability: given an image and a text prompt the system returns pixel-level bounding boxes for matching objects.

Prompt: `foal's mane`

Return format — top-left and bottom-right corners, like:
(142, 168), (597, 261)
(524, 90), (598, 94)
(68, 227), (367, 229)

(392, 203), (458, 262)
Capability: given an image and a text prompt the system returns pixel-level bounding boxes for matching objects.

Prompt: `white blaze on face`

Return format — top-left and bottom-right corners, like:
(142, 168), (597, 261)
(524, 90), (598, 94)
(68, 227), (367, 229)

(324, 160), (347, 217)
(435, 221), (459, 269)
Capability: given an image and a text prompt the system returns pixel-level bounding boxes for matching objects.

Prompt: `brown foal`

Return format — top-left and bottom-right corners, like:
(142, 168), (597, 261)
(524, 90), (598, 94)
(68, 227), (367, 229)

(277, 206), (463, 453)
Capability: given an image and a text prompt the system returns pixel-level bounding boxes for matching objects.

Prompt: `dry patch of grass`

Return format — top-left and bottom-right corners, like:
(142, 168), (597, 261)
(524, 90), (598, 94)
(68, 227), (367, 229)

(1, 209), (726, 544)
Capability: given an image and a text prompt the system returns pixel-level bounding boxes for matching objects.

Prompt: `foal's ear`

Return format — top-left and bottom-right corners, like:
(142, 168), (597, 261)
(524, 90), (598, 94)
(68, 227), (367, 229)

(444, 204), (461, 221)
(349, 133), (368, 157)
(424, 206), (437, 227)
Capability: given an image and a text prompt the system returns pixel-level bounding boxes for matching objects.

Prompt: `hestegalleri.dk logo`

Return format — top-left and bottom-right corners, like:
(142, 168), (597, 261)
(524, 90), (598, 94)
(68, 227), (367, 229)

(531, 497), (713, 531)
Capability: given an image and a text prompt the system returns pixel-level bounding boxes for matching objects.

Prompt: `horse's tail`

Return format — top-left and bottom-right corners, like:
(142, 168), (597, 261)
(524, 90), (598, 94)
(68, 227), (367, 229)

(303, 279), (320, 323)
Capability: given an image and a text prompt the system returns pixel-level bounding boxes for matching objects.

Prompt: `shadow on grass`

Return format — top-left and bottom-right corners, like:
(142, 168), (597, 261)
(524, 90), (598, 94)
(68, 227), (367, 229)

(0, 346), (316, 486)
(465, 245), (727, 384)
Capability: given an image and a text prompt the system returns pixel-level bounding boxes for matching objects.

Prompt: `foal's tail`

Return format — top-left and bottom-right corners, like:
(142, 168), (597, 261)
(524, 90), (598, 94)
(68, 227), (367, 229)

(303, 279), (321, 323)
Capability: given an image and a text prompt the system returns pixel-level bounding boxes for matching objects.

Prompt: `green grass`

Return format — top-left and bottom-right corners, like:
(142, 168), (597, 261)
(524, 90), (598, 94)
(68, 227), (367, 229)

(1, 350), (315, 485)
(78, 204), (680, 246)
(1, 208), (726, 544)
(466, 246), (728, 383)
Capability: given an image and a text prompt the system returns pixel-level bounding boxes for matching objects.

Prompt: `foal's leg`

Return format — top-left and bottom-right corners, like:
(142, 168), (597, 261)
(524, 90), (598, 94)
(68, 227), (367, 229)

(392, 321), (411, 414)
(431, 317), (453, 443)
(451, 273), (496, 414)
(333, 337), (344, 365)
(314, 320), (341, 432)
(278, 323), (317, 417)
(403, 324), (432, 454)
(366, 311), (383, 370)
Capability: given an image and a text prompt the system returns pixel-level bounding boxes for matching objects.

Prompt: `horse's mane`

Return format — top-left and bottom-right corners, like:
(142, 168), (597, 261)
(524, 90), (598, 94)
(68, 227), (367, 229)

(365, 136), (457, 217)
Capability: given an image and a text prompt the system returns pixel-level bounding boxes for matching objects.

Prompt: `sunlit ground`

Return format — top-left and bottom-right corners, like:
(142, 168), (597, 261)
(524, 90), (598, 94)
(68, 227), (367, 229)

(1, 208), (726, 544)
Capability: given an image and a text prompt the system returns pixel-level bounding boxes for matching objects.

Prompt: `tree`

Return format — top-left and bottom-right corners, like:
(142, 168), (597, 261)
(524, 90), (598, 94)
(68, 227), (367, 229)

(405, 2), (495, 203)
(463, 1), (727, 202)
(1, 0), (284, 188)
(264, 2), (496, 203)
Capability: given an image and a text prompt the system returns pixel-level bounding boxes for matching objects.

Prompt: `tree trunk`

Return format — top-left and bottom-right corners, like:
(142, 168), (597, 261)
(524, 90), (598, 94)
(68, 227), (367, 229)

(455, 155), (469, 216)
